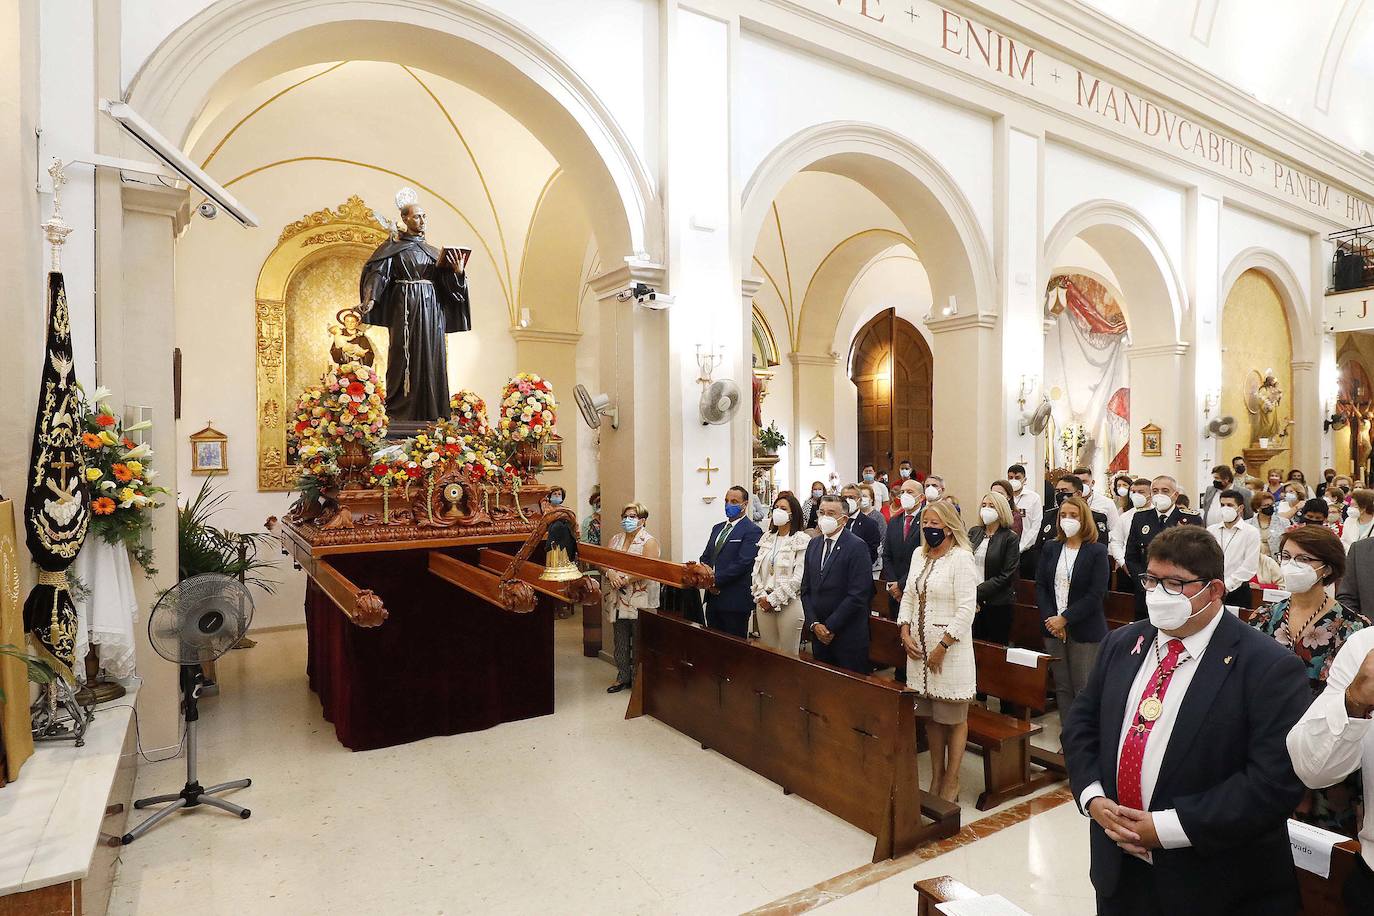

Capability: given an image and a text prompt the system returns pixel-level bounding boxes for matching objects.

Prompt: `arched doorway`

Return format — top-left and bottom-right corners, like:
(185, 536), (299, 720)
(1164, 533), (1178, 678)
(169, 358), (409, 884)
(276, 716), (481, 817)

(850, 309), (933, 476)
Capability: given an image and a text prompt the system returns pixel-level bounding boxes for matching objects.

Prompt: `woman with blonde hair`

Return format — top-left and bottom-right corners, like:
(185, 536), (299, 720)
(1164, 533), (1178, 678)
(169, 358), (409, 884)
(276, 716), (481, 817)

(600, 501), (660, 693)
(1034, 495), (1108, 719)
(968, 490), (1020, 645)
(898, 498), (977, 802)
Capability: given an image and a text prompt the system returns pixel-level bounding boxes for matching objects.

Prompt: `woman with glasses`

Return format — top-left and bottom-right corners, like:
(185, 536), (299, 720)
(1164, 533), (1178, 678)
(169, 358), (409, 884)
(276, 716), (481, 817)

(1250, 525), (1369, 836)
(1035, 494), (1109, 720)
(599, 502), (660, 694)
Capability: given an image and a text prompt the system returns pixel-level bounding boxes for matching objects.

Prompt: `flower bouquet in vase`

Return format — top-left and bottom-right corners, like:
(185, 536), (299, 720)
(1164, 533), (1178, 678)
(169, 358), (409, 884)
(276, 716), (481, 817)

(497, 373), (557, 479)
(317, 362), (387, 488)
(449, 389), (491, 437)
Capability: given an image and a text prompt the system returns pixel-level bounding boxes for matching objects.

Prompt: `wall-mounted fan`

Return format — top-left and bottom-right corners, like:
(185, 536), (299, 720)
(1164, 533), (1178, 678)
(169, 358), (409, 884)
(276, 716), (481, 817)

(700, 379), (742, 426)
(1019, 397), (1052, 437)
(574, 384), (618, 430)
(1204, 416), (1237, 439)
(1325, 413), (1349, 432)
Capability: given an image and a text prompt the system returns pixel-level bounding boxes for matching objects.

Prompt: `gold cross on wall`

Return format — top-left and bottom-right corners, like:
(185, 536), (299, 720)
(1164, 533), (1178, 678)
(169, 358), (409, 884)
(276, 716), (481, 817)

(697, 458), (719, 487)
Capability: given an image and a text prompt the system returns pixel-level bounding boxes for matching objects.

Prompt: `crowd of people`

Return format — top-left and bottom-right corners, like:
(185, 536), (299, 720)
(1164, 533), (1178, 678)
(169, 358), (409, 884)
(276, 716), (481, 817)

(589, 458), (1374, 913)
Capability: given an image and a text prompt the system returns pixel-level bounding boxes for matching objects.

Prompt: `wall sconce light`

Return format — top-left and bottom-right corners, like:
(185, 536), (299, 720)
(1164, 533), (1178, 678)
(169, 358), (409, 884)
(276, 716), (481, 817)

(518, 307), (531, 328)
(940, 295), (958, 318)
(1202, 389), (1220, 418)
(696, 344), (724, 386)
(1016, 374), (1039, 411)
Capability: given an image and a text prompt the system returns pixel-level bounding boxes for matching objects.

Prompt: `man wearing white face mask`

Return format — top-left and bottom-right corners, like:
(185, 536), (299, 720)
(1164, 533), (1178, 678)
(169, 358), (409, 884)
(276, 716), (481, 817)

(1007, 464), (1043, 579)
(1063, 526), (1310, 914)
(799, 495), (873, 673)
(1124, 475), (1201, 621)
(1206, 489), (1259, 609)
(1075, 466), (1121, 530)
(1110, 479), (1152, 570)
(839, 482), (882, 565)
(881, 479), (926, 618)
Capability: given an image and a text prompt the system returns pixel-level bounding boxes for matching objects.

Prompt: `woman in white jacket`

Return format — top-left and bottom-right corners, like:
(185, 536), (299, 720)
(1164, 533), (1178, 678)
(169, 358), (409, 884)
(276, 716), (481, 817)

(898, 498), (978, 803)
(600, 502), (660, 693)
(750, 491), (812, 653)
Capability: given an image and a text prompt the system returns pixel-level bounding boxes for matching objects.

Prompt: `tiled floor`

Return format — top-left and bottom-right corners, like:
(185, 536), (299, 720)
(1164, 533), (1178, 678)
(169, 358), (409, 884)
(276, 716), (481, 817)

(107, 618), (1093, 915)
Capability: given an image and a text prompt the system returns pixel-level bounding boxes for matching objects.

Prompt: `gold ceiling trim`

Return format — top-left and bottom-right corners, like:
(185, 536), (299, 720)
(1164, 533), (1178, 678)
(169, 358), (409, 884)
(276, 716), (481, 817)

(797, 227), (917, 348)
(200, 61), (350, 169)
(222, 155), (512, 313)
(515, 167), (565, 327)
(772, 202), (796, 319)
(254, 196), (389, 491)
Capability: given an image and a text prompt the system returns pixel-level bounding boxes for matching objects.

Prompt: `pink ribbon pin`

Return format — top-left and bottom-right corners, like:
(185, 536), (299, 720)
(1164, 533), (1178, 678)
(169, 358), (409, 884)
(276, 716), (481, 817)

(1131, 635), (1144, 655)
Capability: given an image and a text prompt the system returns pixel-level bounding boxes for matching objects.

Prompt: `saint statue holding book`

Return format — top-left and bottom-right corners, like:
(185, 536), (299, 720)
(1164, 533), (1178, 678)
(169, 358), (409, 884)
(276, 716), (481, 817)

(359, 187), (471, 424)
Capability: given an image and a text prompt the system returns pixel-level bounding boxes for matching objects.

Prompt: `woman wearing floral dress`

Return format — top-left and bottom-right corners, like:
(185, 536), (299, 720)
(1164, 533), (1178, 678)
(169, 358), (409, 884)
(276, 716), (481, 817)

(1250, 524), (1369, 836)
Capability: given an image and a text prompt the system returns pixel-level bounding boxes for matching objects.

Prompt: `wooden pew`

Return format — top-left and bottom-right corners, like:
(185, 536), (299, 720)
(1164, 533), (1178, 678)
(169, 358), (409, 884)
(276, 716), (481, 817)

(632, 610), (960, 861)
(1298, 836), (1363, 916)
(915, 875), (982, 915)
(869, 617), (1062, 810)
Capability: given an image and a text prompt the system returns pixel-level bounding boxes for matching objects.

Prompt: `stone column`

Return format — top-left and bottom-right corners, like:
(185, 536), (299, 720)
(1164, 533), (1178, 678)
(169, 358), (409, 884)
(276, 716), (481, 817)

(590, 262), (672, 556)
(1291, 359), (1321, 476)
(510, 327), (582, 499)
(116, 182), (188, 750)
(788, 352), (840, 493)
(927, 312), (1000, 509)
(1126, 343), (1191, 484)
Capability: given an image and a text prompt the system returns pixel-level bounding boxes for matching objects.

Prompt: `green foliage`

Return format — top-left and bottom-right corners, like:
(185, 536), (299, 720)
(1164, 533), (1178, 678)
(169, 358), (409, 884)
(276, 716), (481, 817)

(0, 644), (59, 703)
(758, 421), (787, 452)
(178, 479), (279, 593)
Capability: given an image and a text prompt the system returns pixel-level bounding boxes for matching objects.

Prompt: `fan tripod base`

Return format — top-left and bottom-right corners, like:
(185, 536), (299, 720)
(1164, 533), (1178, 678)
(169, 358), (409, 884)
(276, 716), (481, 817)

(121, 778), (252, 845)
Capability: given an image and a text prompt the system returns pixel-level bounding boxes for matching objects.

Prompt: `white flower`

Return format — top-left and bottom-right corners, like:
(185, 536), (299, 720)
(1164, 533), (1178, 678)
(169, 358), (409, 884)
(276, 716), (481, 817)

(90, 385), (113, 403)
(101, 480), (117, 492)
(143, 468), (159, 482)
(124, 419), (152, 433)
(120, 443), (152, 461)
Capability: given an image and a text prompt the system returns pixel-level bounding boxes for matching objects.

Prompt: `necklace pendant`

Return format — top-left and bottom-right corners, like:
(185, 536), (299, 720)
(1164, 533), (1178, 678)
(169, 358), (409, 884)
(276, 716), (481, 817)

(1139, 696), (1164, 722)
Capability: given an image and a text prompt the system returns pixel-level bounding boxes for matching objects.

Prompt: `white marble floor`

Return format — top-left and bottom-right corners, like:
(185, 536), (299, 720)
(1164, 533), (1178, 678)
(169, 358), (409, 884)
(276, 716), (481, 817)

(107, 618), (1092, 915)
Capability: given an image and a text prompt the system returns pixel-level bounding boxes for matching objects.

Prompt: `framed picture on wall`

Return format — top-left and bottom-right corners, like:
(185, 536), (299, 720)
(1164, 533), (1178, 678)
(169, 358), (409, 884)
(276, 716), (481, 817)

(809, 432), (827, 466)
(1140, 422), (1163, 458)
(190, 423), (229, 475)
(541, 434), (564, 470)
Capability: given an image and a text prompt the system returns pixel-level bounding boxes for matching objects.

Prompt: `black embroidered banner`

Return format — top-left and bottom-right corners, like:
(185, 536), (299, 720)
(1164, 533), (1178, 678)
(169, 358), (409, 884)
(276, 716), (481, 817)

(23, 270), (90, 678)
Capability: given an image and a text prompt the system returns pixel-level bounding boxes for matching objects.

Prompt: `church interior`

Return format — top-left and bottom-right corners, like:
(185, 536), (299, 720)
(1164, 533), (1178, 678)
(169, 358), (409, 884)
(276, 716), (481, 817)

(7, 1), (1374, 914)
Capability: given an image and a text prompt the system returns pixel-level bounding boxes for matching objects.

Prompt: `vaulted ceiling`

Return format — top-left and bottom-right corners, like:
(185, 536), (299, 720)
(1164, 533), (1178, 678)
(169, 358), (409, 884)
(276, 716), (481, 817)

(1078, 0), (1374, 155)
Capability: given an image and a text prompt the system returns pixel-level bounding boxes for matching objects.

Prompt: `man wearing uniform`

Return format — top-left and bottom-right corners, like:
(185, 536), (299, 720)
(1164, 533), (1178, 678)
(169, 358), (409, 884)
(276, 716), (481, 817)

(1124, 474), (1202, 619)
(1037, 474), (1110, 550)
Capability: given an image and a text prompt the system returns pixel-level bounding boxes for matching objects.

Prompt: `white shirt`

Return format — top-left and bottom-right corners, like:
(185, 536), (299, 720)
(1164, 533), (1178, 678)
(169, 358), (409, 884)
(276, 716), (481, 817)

(868, 479), (890, 506)
(973, 538), (989, 586)
(1088, 491), (1121, 530)
(1054, 545), (1079, 614)
(1015, 488), (1043, 552)
(1342, 514), (1374, 552)
(1287, 625), (1374, 870)
(1207, 521), (1260, 594)
(1110, 507), (1137, 567)
(1079, 608), (1228, 855)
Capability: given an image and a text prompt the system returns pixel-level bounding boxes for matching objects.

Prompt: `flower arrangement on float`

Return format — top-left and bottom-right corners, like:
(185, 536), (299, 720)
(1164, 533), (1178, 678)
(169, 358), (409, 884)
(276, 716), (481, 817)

(319, 363), (388, 443)
(77, 385), (167, 575)
(497, 373), (557, 442)
(448, 389), (490, 437)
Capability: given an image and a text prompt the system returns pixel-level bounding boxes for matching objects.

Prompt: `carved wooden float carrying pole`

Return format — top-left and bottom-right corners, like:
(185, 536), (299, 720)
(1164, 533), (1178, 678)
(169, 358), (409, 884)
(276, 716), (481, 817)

(577, 543), (716, 590)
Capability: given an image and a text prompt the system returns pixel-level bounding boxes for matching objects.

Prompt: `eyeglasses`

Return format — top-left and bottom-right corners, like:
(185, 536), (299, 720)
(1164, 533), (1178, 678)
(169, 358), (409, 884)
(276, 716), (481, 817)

(1137, 574), (1207, 595)
(1276, 552), (1322, 566)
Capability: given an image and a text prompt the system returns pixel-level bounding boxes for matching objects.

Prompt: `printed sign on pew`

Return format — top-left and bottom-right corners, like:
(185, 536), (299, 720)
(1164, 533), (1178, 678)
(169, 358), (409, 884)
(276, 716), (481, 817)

(827, 0), (1374, 226)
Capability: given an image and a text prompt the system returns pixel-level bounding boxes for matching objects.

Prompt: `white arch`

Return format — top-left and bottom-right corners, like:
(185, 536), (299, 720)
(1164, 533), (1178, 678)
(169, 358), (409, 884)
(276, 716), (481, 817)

(125, 0), (656, 260)
(1219, 246), (1313, 358)
(1043, 199), (1188, 347)
(741, 121), (995, 318)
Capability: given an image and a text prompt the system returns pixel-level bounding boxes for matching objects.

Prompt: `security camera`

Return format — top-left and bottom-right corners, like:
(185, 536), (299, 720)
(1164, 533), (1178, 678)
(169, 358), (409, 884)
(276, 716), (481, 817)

(197, 201), (218, 220)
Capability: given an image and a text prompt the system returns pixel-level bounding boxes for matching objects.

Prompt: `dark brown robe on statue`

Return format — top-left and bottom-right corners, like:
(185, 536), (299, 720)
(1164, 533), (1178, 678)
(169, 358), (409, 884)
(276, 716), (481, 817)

(359, 233), (471, 422)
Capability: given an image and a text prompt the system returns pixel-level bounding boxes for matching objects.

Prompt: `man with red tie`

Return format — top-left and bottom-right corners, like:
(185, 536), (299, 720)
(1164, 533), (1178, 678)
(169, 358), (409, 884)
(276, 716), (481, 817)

(880, 478), (925, 618)
(1062, 525), (1310, 915)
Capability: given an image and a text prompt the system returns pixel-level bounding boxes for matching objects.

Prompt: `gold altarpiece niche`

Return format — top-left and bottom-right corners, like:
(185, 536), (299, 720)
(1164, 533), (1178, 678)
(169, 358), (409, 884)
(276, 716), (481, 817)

(256, 196), (390, 491)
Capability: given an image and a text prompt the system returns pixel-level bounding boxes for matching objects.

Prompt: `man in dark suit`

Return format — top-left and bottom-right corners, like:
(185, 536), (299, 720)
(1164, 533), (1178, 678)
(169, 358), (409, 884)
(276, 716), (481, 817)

(1124, 475), (1202, 620)
(800, 495), (873, 674)
(839, 482), (882, 564)
(699, 485), (762, 638)
(1337, 535), (1374, 619)
(881, 478), (925, 617)
(1037, 474), (1109, 549)
(1062, 525), (1310, 915)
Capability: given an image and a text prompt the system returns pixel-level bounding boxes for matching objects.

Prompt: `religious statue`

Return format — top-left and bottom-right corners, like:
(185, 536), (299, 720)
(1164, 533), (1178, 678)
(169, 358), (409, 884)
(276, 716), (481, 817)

(329, 308), (377, 367)
(1247, 368), (1284, 444)
(359, 188), (472, 423)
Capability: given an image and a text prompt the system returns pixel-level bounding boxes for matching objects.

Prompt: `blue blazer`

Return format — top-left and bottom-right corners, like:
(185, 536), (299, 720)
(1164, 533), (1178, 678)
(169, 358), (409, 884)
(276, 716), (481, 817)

(1062, 612), (1309, 912)
(1035, 540), (1110, 643)
(700, 516), (762, 617)
(799, 530), (873, 653)
(845, 511), (882, 564)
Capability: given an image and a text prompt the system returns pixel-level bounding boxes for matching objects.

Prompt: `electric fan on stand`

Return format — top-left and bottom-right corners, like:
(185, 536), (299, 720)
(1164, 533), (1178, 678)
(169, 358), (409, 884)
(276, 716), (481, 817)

(121, 573), (256, 845)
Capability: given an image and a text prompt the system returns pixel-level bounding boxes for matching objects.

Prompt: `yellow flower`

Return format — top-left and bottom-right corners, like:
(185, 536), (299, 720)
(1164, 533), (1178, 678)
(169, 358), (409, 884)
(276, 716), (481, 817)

(118, 487), (135, 503)
(126, 460), (144, 476)
(85, 468), (103, 482)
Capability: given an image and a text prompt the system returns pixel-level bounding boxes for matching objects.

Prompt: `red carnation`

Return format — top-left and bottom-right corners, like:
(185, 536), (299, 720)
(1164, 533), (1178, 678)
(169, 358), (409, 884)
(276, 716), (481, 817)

(372, 464), (388, 477)
(347, 381), (366, 398)
(295, 421), (309, 433)
(405, 466), (421, 479)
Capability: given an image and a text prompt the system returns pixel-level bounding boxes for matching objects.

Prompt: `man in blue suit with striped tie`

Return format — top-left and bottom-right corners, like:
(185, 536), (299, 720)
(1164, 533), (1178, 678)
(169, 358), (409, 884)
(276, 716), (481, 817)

(700, 485), (763, 638)
(801, 495), (873, 673)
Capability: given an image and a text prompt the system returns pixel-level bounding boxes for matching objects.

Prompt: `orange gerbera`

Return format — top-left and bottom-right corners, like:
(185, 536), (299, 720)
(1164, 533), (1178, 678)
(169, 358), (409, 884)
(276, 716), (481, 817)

(81, 432), (103, 449)
(94, 413), (116, 427)
(92, 497), (116, 515)
(112, 463), (134, 482)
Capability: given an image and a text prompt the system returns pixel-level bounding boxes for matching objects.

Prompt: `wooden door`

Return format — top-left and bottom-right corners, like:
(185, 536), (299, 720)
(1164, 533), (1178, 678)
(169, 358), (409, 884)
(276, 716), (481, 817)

(850, 309), (933, 476)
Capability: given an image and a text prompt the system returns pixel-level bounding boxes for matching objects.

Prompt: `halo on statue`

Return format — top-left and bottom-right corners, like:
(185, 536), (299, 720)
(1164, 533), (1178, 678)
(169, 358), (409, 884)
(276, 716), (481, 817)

(335, 307), (363, 326)
(1243, 368), (1264, 416)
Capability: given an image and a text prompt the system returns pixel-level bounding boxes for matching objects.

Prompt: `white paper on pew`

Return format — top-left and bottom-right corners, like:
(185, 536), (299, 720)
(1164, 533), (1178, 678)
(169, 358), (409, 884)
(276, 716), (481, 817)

(1005, 647), (1044, 668)
(937, 895), (1033, 916)
(1288, 818), (1344, 879)
(1263, 588), (1291, 604)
